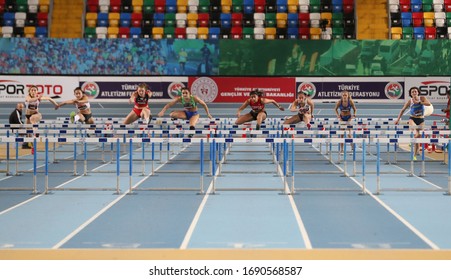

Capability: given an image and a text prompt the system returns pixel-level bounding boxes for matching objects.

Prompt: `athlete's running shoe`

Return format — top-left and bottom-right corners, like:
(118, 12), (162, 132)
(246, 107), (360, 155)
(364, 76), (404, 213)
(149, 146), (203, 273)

(69, 111), (76, 123)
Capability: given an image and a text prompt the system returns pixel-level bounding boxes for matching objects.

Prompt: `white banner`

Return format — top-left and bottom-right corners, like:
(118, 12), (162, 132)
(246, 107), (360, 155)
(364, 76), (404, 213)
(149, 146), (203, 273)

(405, 77), (450, 104)
(0, 75), (78, 102)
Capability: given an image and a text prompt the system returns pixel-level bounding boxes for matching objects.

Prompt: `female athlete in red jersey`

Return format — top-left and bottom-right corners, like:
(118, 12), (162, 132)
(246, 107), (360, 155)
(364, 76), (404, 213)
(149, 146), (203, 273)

(123, 83), (153, 125)
(235, 89), (284, 130)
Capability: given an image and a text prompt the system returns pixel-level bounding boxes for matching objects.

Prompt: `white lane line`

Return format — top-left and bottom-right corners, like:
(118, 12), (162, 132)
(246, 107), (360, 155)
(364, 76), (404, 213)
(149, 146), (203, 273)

(312, 144), (440, 249)
(53, 144), (191, 249)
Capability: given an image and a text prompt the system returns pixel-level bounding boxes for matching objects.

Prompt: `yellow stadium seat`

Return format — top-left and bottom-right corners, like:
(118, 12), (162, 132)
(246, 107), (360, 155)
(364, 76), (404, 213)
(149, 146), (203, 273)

(197, 27), (209, 39)
(152, 27), (164, 39)
(86, 12), (98, 28)
(320, 12), (332, 27)
(423, 12), (435, 27)
(276, 13), (287, 28)
(24, 26), (36, 38)
(391, 27), (403, 39)
(177, 0), (188, 13)
(39, 0), (50, 13)
(310, 27), (322, 39)
(187, 13), (198, 27)
(265, 27), (276, 39)
(132, 0), (143, 12)
(287, 0), (298, 13)
(107, 26), (119, 38)
(109, 12), (120, 27)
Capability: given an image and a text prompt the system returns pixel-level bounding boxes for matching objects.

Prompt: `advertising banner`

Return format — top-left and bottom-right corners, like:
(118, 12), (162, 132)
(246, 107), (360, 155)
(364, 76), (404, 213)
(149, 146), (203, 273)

(188, 77), (296, 103)
(79, 77), (188, 103)
(0, 75), (78, 103)
(405, 77), (450, 104)
(295, 77), (405, 103)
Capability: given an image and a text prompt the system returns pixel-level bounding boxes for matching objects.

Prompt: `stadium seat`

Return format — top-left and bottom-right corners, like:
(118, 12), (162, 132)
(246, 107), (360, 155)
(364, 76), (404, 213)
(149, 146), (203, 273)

(287, 26), (297, 38)
(231, 12), (243, 25)
(187, 0), (199, 13)
(98, 0), (110, 13)
(3, 12), (15, 26)
(119, 26), (130, 37)
(198, 13), (209, 27)
(197, 26), (208, 39)
(121, 0), (133, 12)
(413, 26), (425, 38)
(164, 26), (175, 38)
(221, 0), (233, 13)
(15, 12), (27, 27)
(132, 0), (144, 12)
(209, 26), (220, 39)
(390, 26), (402, 39)
(35, 26), (47, 37)
(86, 12), (98, 28)
(107, 26), (119, 38)
(298, 13), (310, 27)
(232, 0), (244, 12)
(287, 12), (298, 27)
(87, 0), (99, 12)
(276, 0), (287, 13)
(410, 0), (422, 12)
(141, 26), (152, 37)
(446, 0), (451, 11)
(411, 11), (423, 26)
(287, 0), (297, 13)
(243, 0), (255, 14)
(39, 0), (50, 13)
(37, 12), (48, 27)
(109, 12), (120, 27)
(276, 12), (287, 28)
(243, 26), (253, 38)
(265, 12), (276, 27)
(24, 26), (35, 37)
(298, 27), (310, 39)
(175, 12), (186, 27)
(2, 26), (13, 38)
(447, 12), (451, 25)
(143, 0), (155, 14)
(28, 0), (39, 13)
(435, 11), (446, 26)
(424, 26), (436, 38)
(186, 26), (197, 38)
(25, 13), (37, 26)
(187, 12), (198, 27)
(131, 12), (143, 27)
(265, 26), (276, 39)
(120, 12), (132, 27)
(310, 12), (320, 27)
(231, 26), (242, 38)
(130, 26), (142, 37)
(177, 0), (188, 12)
(243, 13), (254, 26)
(96, 26), (108, 38)
(399, 0), (410, 12)
(166, 0), (177, 13)
(254, 0), (265, 12)
(220, 27), (231, 38)
(423, 11), (435, 26)
(154, 0), (166, 12)
(97, 12), (109, 27)
(390, 12), (402, 27)
(210, 0), (222, 13)
(152, 26), (164, 39)
(309, 27), (321, 39)
(153, 13), (165, 26)
(110, 0), (122, 12)
(331, 12), (343, 26)
(220, 13), (232, 27)
(436, 26), (447, 38)
(332, 26), (343, 38)
(432, 0), (444, 12)
(175, 27), (186, 38)
(401, 12), (412, 26)
(402, 26), (413, 38)
(253, 26), (265, 39)
(84, 27), (96, 38)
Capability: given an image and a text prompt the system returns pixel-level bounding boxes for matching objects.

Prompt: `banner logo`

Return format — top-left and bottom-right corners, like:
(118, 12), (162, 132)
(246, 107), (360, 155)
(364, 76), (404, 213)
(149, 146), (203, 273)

(297, 82), (316, 98)
(384, 82), (403, 99)
(167, 82), (186, 99)
(81, 82), (100, 99)
(191, 77), (218, 103)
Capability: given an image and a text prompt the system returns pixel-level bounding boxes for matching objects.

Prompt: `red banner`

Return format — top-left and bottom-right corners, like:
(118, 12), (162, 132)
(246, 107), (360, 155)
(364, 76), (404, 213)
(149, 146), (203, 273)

(189, 77), (296, 103)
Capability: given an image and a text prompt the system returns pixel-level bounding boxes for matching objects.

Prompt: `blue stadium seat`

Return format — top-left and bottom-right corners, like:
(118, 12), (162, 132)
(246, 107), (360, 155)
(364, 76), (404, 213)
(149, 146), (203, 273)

(209, 26), (221, 39)
(3, 12), (15, 26)
(120, 13), (132, 27)
(153, 13), (165, 26)
(287, 27), (298, 38)
(413, 26), (425, 39)
(130, 27), (142, 37)
(243, 0), (254, 14)
(287, 13), (298, 27)
(276, 0), (287, 12)
(220, 13), (232, 28)
(35, 26), (48, 37)
(97, 13), (109, 27)
(401, 12), (412, 26)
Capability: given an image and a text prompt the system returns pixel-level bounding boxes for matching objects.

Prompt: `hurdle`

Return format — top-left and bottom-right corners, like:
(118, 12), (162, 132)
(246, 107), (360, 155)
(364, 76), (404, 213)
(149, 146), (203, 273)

(128, 138), (208, 194)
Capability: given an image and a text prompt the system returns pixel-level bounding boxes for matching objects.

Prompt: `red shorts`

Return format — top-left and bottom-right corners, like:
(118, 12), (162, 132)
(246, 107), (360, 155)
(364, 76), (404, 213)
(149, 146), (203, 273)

(133, 106), (148, 117)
